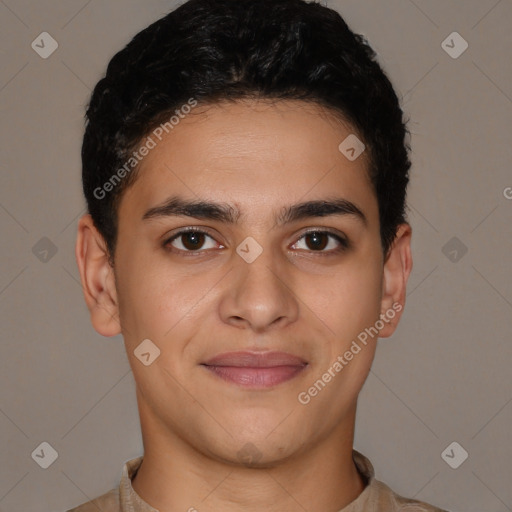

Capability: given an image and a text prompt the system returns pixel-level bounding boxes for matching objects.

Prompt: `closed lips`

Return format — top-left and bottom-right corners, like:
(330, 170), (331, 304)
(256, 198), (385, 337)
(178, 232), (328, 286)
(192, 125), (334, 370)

(202, 351), (308, 367)
(201, 351), (308, 388)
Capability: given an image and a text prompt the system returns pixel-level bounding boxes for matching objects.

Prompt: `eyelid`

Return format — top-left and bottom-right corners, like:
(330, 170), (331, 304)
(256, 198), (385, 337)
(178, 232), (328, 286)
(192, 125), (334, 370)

(164, 225), (215, 239)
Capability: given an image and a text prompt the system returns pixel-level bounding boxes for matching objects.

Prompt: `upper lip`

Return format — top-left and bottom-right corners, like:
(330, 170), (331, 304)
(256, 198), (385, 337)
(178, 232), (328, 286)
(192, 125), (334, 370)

(202, 351), (307, 367)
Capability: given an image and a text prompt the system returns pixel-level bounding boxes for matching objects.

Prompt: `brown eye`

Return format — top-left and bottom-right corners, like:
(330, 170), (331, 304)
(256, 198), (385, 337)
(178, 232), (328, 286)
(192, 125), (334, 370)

(304, 231), (329, 251)
(180, 232), (206, 250)
(292, 230), (349, 253)
(164, 229), (219, 252)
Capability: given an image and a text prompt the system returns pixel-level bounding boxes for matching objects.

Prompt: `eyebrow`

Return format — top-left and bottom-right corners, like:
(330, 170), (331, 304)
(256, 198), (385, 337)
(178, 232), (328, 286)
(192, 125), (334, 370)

(142, 195), (367, 227)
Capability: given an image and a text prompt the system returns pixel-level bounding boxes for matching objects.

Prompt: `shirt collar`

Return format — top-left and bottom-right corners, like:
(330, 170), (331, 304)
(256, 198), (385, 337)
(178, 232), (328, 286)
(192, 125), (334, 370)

(119, 456), (158, 512)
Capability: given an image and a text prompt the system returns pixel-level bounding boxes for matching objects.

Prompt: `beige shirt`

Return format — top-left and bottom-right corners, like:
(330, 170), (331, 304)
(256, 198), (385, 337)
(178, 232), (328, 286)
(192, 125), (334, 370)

(67, 450), (448, 512)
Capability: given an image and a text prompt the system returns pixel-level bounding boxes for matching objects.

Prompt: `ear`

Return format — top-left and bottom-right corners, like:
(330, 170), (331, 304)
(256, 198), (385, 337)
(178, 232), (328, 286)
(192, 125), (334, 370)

(75, 214), (121, 337)
(379, 223), (413, 338)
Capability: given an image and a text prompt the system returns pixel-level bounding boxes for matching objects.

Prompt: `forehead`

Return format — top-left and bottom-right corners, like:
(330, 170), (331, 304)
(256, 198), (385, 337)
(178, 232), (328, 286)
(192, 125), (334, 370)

(118, 99), (377, 224)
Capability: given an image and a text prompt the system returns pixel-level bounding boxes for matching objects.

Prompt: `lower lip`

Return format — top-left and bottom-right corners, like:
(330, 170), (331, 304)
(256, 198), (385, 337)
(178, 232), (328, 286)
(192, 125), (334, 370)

(202, 365), (307, 388)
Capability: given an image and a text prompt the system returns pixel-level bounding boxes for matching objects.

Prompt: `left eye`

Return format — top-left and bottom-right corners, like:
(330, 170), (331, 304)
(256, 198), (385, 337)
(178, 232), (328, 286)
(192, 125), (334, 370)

(291, 231), (348, 253)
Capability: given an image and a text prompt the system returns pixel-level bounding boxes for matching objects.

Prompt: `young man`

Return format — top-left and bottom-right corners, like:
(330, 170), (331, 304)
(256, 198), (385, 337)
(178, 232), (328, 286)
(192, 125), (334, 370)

(70, 0), (447, 510)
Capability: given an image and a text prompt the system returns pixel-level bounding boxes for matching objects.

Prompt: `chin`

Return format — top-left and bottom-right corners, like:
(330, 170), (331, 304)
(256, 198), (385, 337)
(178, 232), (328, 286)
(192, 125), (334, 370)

(219, 430), (304, 467)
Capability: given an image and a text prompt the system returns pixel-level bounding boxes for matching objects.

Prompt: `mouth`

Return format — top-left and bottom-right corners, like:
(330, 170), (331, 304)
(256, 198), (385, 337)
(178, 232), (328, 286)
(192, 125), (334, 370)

(201, 351), (308, 389)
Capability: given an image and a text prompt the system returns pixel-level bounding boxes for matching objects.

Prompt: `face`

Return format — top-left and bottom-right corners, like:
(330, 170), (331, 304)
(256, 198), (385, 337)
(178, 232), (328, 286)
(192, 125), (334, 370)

(78, 99), (411, 466)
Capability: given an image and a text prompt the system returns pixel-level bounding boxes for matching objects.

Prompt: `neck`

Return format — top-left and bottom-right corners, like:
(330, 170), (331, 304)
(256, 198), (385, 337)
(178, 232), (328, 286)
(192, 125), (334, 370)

(131, 396), (366, 512)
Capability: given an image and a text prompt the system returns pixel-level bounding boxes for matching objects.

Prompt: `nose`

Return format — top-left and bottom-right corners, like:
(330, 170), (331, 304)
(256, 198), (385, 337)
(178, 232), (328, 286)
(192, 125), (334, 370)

(218, 245), (300, 333)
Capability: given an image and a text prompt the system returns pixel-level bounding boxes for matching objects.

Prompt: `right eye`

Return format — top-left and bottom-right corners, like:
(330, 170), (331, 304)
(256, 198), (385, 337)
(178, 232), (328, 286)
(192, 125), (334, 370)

(163, 228), (222, 254)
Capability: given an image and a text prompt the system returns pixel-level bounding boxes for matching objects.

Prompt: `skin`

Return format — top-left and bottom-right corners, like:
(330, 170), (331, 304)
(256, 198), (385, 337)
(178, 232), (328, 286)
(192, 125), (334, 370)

(76, 99), (412, 512)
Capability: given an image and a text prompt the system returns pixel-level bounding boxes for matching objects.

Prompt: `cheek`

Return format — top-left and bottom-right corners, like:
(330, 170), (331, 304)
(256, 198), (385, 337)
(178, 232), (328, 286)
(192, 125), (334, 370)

(116, 254), (217, 352)
(114, 244), (179, 340)
(303, 269), (382, 413)
(316, 258), (383, 340)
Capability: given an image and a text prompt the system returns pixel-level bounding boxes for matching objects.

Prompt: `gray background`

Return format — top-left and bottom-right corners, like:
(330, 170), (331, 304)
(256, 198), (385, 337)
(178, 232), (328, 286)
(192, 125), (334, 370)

(0, 0), (511, 511)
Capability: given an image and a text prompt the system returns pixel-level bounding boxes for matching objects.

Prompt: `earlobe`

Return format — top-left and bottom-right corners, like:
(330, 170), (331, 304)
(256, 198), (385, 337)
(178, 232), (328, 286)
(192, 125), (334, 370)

(379, 223), (413, 338)
(75, 214), (121, 337)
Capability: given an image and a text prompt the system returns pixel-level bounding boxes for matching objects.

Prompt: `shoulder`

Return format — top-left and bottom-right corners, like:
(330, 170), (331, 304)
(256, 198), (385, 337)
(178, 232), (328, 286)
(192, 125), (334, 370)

(66, 488), (119, 512)
(352, 451), (449, 512)
(372, 478), (449, 512)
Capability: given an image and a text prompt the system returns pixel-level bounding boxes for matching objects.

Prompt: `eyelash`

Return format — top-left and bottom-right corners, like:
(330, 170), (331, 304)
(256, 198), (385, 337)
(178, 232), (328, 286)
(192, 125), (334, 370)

(163, 227), (350, 256)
